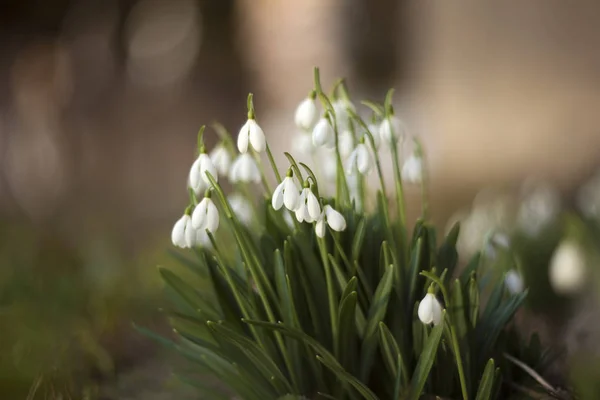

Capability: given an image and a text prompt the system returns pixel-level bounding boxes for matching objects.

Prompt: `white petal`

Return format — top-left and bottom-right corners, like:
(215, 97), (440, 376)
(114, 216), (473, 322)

(417, 295), (434, 324)
(192, 198), (209, 229)
(229, 194), (253, 225)
(184, 218), (196, 248)
(189, 157), (202, 189)
(315, 217), (326, 238)
(306, 190), (321, 220)
(338, 130), (354, 157)
(549, 241), (587, 295)
(283, 178), (300, 210)
(210, 146), (231, 176)
(356, 145), (372, 174)
(248, 120), (266, 152)
(295, 205), (307, 223)
(402, 155), (423, 184)
(312, 118), (333, 147)
(295, 98), (318, 130)
(237, 121), (250, 153)
(345, 151), (358, 175)
(205, 200), (220, 232)
(196, 229), (212, 247)
(505, 270), (524, 294)
(325, 205), (346, 231)
(272, 181), (285, 210)
(199, 153), (217, 184)
(171, 215), (188, 247)
(366, 123), (380, 149)
(379, 116), (402, 145)
(292, 132), (314, 156)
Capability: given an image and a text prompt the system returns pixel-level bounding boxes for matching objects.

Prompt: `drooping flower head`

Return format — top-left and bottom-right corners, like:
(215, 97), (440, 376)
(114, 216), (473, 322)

(418, 291), (443, 326)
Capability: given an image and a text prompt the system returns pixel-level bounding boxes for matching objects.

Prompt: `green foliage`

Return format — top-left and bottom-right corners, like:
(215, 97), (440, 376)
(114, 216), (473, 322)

(155, 209), (549, 399)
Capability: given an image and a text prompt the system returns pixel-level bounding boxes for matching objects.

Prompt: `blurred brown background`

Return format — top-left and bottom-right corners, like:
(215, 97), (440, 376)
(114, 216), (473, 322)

(1, 0), (600, 398)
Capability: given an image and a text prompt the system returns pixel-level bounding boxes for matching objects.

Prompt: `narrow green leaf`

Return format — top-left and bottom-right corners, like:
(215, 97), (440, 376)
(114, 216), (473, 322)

(407, 311), (445, 400)
(378, 322), (409, 389)
(352, 217), (366, 261)
(316, 356), (380, 400)
(337, 291), (358, 371)
(360, 264), (395, 381)
(207, 321), (293, 394)
(468, 276), (479, 328)
(475, 358), (496, 400)
(159, 267), (221, 320)
(451, 279), (468, 340)
(438, 222), (460, 278)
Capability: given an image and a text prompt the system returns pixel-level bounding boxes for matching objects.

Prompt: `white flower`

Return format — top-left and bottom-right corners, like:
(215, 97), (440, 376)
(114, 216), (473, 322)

(549, 241), (587, 295)
(338, 130), (355, 157)
(209, 144), (231, 176)
(315, 205), (347, 237)
(237, 119), (266, 153)
(283, 211), (295, 229)
(191, 197), (220, 233)
(346, 143), (373, 175)
(295, 187), (321, 223)
(228, 193), (253, 226)
(171, 214), (192, 249)
(189, 153), (217, 191)
(379, 116), (403, 145)
(401, 154), (423, 184)
(364, 123), (381, 149)
(505, 270), (524, 294)
(229, 153), (261, 184)
(171, 214), (196, 248)
(272, 175), (300, 211)
(294, 97), (318, 131)
(517, 182), (560, 237)
(312, 118), (335, 148)
(195, 229), (212, 248)
(418, 293), (443, 326)
(292, 132), (314, 156)
(333, 99), (355, 130)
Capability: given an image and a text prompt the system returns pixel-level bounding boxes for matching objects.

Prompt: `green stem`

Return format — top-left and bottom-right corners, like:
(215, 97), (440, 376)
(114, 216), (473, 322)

(266, 143), (282, 183)
(390, 142), (407, 262)
(252, 152), (273, 196)
(318, 237), (338, 354)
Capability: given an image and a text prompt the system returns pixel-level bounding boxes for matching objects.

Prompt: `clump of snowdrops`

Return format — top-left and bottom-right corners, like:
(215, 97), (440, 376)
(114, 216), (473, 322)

(144, 68), (565, 400)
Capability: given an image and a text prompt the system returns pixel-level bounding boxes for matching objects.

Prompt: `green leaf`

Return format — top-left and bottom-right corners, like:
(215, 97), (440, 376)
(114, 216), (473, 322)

(360, 264), (395, 381)
(407, 311), (445, 400)
(207, 321), (293, 394)
(316, 356), (380, 400)
(352, 217), (367, 261)
(378, 322), (408, 389)
(337, 291), (358, 372)
(438, 222), (460, 278)
(159, 267), (221, 320)
(475, 358), (496, 400)
(468, 276), (479, 328)
(451, 279), (468, 340)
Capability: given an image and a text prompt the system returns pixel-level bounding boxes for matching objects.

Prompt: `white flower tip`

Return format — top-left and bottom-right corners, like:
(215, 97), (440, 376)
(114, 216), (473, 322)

(418, 293), (443, 325)
(549, 241), (587, 295)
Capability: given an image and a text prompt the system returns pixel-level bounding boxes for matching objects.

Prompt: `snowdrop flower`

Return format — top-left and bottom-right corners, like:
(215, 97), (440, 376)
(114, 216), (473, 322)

(228, 193), (253, 226)
(401, 153), (423, 184)
(283, 211), (295, 229)
(338, 130), (355, 157)
(209, 144), (231, 176)
(171, 214), (196, 248)
(549, 240), (587, 295)
(577, 172), (600, 219)
(312, 117), (335, 148)
(292, 132), (313, 157)
(517, 182), (560, 237)
(294, 92), (318, 131)
(418, 292), (443, 326)
(379, 115), (403, 145)
(505, 270), (525, 294)
(332, 99), (355, 130)
(295, 185), (321, 223)
(237, 118), (266, 153)
(363, 122), (381, 150)
(192, 196), (220, 233)
(189, 153), (217, 192)
(272, 171), (300, 211)
(315, 205), (347, 238)
(195, 229), (212, 248)
(229, 153), (261, 184)
(346, 142), (373, 175)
